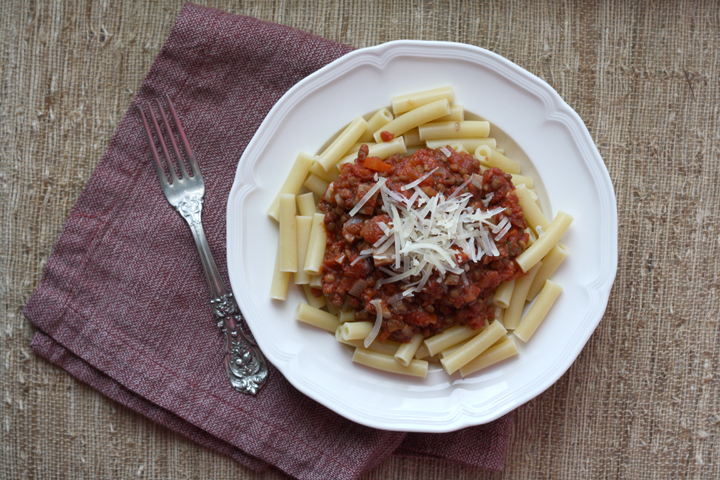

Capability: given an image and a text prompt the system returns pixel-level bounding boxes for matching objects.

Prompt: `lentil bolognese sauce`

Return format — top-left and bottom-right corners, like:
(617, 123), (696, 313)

(316, 144), (529, 344)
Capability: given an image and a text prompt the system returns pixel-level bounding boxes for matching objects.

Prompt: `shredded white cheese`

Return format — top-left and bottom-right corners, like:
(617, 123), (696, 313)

(364, 299), (384, 347)
(400, 167), (439, 191)
(349, 177), (387, 217)
(481, 192), (494, 206)
(359, 177), (509, 298)
(350, 255), (369, 266)
(491, 217), (509, 234)
(495, 219), (512, 241)
(387, 293), (404, 304)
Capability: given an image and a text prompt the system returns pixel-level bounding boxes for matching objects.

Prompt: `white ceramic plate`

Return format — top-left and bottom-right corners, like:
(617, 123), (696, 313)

(227, 41), (617, 433)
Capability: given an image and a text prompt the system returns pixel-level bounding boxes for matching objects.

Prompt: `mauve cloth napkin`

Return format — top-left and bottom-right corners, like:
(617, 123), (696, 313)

(24, 3), (514, 479)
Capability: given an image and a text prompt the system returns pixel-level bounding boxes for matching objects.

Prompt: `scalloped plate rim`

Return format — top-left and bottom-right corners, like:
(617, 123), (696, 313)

(227, 40), (617, 432)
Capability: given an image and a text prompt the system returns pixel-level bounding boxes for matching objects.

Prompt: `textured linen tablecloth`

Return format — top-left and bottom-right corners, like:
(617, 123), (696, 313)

(4, 1), (719, 479)
(21, 3), (512, 479)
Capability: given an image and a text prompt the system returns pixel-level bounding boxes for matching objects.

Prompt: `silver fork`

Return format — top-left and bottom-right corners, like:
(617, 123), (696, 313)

(138, 95), (268, 395)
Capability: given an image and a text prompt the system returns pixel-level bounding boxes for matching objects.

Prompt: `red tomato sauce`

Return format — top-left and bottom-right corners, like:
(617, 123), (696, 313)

(379, 131), (395, 142)
(317, 147), (528, 343)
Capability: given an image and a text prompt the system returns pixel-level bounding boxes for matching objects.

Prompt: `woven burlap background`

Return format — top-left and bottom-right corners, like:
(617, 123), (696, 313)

(2, 0), (718, 478)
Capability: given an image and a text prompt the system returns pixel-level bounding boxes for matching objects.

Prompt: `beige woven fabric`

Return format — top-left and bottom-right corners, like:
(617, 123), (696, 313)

(2, 0), (718, 478)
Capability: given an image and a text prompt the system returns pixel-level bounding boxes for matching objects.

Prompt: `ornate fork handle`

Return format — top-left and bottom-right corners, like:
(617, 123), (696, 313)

(178, 195), (268, 395)
(139, 96), (268, 395)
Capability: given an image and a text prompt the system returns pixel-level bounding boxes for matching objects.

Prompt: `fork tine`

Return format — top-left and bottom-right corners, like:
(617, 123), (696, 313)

(165, 94), (201, 178)
(138, 106), (169, 188)
(147, 104), (178, 185)
(156, 99), (190, 180)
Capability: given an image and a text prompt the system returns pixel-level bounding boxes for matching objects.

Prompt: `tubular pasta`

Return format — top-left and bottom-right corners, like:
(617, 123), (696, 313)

(440, 320), (507, 375)
(402, 128), (424, 147)
(267, 153), (314, 221)
(492, 279), (516, 309)
(425, 138), (497, 151)
(302, 284), (326, 309)
(460, 336), (519, 377)
(515, 186), (549, 231)
(391, 86), (454, 115)
(296, 192), (317, 216)
(336, 137), (407, 168)
(352, 348), (428, 377)
(294, 216), (313, 284)
(440, 334), (506, 360)
(434, 104), (464, 122)
(423, 325), (482, 357)
(446, 142), (468, 154)
(358, 109), (394, 143)
(335, 332), (400, 356)
(295, 303), (339, 332)
(394, 334), (424, 366)
(494, 307), (505, 327)
(269, 241), (291, 300)
(339, 309), (355, 324)
(504, 262), (543, 330)
(414, 344), (431, 360)
(303, 174), (330, 197)
(514, 280), (562, 342)
(526, 243), (569, 300)
(278, 194), (298, 273)
(303, 213), (327, 275)
(309, 161), (339, 182)
(317, 117), (368, 171)
(475, 145), (521, 174)
(419, 121), (490, 140)
(515, 211), (573, 272)
(373, 99), (450, 142)
(340, 321), (374, 341)
(510, 174), (534, 188)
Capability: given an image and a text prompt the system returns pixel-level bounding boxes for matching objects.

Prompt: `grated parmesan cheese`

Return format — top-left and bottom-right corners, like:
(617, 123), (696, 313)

(349, 177), (387, 217)
(400, 167), (439, 191)
(364, 299), (384, 347)
(363, 176), (509, 297)
(350, 255), (369, 266)
(387, 292), (404, 304)
(494, 218), (512, 240)
(481, 192), (494, 206)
